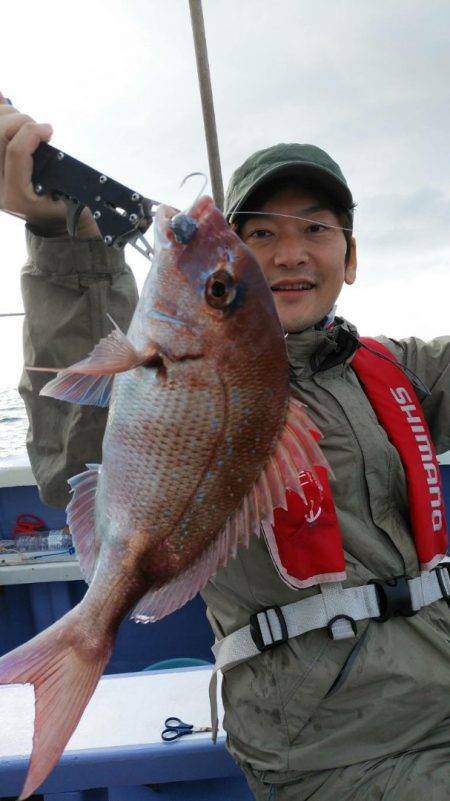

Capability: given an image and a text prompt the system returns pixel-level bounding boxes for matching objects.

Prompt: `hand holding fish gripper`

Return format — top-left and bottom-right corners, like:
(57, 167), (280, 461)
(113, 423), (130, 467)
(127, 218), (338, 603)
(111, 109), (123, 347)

(31, 142), (160, 260)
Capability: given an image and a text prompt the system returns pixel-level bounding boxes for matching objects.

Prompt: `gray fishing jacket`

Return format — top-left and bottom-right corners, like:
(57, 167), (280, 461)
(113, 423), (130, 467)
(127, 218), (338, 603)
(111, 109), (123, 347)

(19, 231), (450, 782)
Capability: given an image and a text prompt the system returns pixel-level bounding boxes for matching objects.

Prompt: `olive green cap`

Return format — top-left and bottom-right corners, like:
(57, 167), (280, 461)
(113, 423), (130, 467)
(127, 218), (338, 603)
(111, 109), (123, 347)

(225, 143), (354, 223)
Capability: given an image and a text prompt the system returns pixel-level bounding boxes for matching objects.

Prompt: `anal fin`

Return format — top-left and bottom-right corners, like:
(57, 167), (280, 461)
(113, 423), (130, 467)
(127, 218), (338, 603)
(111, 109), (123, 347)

(67, 464), (101, 584)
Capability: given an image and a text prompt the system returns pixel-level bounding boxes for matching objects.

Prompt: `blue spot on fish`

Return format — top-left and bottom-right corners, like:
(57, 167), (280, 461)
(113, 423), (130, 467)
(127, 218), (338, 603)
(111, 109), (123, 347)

(211, 419), (220, 430)
(231, 389), (241, 405)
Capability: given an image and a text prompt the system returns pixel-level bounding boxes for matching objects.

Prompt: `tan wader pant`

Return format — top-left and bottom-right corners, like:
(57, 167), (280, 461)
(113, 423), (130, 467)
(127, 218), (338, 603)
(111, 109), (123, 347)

(242, 741), (450, 801)
(19, 230), (138, 509)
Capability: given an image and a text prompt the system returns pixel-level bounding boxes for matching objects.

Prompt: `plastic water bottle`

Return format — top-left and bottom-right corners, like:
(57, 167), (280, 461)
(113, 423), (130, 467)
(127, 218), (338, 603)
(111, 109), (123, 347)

(15, 529), (72, 553)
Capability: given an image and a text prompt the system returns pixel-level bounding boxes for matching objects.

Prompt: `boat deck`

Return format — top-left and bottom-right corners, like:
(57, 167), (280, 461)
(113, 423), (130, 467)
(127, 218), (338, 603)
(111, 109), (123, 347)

(0, 667), (252, 800)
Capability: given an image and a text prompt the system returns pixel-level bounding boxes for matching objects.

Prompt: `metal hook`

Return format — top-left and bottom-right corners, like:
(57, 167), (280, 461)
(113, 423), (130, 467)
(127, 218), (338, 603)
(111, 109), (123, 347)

(179, 171), (208, 212)
(168, 172), (208, 244)
(180, 171), (208, 195)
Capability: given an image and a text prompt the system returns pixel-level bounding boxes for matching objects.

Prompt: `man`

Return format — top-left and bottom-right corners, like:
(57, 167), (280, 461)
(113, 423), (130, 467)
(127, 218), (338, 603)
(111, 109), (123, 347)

(205, 145), (450, 800)
(1, 99), (450, 800)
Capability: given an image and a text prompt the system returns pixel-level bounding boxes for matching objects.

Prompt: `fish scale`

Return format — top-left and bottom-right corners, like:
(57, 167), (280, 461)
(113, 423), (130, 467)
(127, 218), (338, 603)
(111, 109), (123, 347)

(102, 372), (227, 534)
(0, 195), (329, 799)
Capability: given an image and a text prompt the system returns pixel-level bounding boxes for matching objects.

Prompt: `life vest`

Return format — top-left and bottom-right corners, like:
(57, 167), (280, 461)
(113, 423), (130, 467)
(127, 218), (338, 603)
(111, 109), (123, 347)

(264, 338), (449, 590)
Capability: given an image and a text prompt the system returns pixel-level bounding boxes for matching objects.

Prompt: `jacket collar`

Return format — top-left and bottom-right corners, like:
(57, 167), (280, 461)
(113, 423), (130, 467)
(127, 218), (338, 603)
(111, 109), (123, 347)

(285, 317), (360, 379)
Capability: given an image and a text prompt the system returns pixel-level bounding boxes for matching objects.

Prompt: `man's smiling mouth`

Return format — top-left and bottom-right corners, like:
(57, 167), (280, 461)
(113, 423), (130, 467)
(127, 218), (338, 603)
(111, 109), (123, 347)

(271, 282), (315, 291)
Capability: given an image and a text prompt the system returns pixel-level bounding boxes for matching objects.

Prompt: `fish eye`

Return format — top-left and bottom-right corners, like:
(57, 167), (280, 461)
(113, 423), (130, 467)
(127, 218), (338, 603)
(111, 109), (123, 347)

(205, 270), (237, 308)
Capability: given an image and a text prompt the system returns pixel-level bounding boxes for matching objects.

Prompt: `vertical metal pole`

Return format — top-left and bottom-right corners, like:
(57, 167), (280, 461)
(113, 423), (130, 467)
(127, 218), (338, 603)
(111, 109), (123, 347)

(188, 0), (224, 211)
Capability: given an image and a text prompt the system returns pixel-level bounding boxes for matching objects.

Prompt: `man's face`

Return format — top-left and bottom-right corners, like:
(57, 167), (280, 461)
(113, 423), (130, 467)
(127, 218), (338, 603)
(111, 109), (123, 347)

(240, 187), (357, 333)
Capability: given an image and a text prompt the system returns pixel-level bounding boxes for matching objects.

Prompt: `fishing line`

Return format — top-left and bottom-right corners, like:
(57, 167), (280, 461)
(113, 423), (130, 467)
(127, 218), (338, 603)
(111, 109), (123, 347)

(232, 210), (443, 236)
(232, 211), (353, 232)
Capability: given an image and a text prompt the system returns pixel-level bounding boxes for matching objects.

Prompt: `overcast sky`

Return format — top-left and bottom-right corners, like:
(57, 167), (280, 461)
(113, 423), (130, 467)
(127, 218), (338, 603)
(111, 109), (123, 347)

(1, 0), (450, 387)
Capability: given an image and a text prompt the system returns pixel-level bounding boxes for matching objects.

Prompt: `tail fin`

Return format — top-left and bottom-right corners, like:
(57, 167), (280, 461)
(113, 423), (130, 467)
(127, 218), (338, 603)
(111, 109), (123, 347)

(0, 610), (114, 799)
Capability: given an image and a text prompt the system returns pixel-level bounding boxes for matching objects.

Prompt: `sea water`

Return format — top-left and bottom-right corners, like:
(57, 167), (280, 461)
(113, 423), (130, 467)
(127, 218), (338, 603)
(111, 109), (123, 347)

(0, 387), (28, 459)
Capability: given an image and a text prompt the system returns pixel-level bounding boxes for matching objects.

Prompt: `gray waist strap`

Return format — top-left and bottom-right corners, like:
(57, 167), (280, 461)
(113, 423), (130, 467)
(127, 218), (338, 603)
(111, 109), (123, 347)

(212, 566), (450, 674)
(208, 566), (450, 740)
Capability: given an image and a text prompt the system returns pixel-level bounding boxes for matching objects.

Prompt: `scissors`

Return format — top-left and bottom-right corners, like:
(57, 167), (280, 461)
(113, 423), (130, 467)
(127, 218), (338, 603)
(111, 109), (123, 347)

(161, 716), (212, 741)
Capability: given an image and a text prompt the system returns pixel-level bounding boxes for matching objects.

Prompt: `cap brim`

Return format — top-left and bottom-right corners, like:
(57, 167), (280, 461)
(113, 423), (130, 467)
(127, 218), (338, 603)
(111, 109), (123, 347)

(228, 162), (353, 223)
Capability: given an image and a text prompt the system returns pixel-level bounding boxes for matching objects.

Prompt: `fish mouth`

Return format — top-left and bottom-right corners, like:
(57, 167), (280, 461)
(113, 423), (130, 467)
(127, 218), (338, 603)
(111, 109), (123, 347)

(169, 213), (198, 244)
(168, 197), (216, 238)
(154, 204), (177, 249)
(158, 197), (221, 249)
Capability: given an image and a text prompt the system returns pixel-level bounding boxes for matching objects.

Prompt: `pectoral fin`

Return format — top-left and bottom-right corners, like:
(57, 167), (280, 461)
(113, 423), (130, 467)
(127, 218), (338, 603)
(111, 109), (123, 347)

(34, 326), (163, 406)
(41, 373), (116, 407)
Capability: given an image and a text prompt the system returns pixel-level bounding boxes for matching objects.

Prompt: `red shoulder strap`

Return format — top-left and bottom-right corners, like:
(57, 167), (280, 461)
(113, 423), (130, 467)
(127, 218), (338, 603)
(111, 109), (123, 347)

(353, 338), (448, 569)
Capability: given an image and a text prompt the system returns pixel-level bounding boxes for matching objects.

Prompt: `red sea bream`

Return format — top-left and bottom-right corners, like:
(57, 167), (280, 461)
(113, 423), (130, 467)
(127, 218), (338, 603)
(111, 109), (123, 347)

(0, 196), (328, 798)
